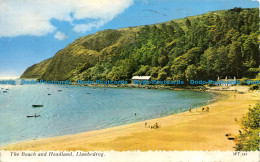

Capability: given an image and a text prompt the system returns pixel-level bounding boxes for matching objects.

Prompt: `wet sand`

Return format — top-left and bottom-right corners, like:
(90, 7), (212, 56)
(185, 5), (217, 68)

(1, 86), (259, 151)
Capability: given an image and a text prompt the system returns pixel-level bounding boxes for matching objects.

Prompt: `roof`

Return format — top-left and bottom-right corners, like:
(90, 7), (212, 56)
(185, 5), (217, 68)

(217, 76), (236, 81)
(131, 76), (151, 80)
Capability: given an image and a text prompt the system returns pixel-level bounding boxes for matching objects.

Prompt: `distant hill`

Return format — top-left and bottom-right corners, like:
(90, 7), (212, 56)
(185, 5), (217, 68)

(21, 8), (260, 82)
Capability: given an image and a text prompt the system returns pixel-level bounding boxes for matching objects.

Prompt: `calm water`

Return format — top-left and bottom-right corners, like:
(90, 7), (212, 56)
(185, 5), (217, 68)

(0, 83), (215, 146)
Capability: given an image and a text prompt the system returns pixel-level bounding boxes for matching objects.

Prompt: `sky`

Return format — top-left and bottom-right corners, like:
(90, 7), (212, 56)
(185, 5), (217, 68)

(0, 0), (258, 78)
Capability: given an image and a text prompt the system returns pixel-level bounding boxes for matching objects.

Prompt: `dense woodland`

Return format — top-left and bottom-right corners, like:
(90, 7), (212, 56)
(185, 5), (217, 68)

(21, 8), (260, 83)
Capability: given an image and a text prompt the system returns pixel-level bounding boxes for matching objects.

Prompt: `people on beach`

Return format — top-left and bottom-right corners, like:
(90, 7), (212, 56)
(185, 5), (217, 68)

(149, 122), (160, 129)
(206, 106), (209, 112)
(202, 107), (204, 111)
(189, 107), (191, 112)
(155, 123), (159, 128)
(145, 122), (147, 127)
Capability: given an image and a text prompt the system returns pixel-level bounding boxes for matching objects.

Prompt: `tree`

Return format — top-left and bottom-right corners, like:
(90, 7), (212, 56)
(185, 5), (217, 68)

(185, 18), (191, 27)
(185, 65), (198, 81)
(158, 48), (169, 67)
(157, 66), (170, 80)
(133, 65), (150, 76)
(147, 67), (161, 79)
(200, 47), (217, 78)
(228, 41), (243, 77)
(242, 33), (259, 68)
(214, 46), (230, 77)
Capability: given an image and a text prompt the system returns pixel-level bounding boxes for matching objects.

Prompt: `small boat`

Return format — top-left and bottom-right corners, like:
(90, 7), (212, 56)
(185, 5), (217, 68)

(27, 114), (41, 118)
(87, 92), (91, 94)
(48, 94), (51, 95)
(32, 105), (44, 107)
(3, 91), (7, 93)
(227, 137), (235, 140)
(58, 90), (62, 92)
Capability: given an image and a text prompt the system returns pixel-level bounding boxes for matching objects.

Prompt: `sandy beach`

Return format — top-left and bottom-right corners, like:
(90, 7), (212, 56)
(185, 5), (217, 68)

(1, 86), (259, 151)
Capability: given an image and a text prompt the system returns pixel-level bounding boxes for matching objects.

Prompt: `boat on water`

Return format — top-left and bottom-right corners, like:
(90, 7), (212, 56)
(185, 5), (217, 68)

(32, 105), (44, 107)
(27, 114), (41, 118)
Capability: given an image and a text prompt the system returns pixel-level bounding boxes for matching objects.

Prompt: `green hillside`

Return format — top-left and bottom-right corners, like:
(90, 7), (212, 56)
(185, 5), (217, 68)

(21, 7), (260, 82)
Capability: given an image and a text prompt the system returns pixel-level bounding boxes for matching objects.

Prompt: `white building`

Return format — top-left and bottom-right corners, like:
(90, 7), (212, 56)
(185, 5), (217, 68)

(216, 76), (237, 86)
(131, 76), (151, 83)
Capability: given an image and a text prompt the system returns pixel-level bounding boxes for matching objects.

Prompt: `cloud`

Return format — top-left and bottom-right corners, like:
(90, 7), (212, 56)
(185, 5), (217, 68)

(73, 19), (106, 33)
(0, 0), (134, 38)
(54, 31), (67, 40)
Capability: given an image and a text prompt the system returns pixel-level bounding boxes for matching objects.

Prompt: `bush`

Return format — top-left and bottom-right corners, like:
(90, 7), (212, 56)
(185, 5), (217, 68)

(239, 77), (248, 85)
(249, 85), (259, 90)
(235, 104), (260, 151)
(208, 82), (215, 87)
(245, 68), (260, 78)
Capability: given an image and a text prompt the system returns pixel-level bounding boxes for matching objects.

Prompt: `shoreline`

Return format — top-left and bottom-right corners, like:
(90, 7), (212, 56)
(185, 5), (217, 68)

(1, 86), (258, 151)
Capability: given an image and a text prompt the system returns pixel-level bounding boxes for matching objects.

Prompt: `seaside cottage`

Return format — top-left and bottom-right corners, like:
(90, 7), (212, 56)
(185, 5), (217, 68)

(131, 76), (151, 84)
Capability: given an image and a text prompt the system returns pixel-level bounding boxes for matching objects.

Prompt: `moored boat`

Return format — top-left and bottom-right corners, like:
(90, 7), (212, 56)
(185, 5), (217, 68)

(32, 105), (44, 107)
(27, 114), (41, 118)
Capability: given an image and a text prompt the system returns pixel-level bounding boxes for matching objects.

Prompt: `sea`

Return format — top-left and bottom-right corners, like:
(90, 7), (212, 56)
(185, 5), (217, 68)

(0, 81), (215, 146)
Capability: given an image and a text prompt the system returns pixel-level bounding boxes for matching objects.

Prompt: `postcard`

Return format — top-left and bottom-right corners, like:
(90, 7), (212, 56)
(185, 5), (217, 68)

(0, 0), (259, 161)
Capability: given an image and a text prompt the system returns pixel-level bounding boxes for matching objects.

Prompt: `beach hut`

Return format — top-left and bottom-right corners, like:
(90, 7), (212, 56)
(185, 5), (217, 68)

(131, 76), (151, 84)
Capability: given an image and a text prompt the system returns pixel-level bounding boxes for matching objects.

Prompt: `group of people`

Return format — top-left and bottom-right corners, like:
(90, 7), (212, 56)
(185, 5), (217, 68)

(202, 106), (210, 112)
(189, 106), (210, 112)
(143, 105), (211, 130)
(145, 122), (159, 129)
